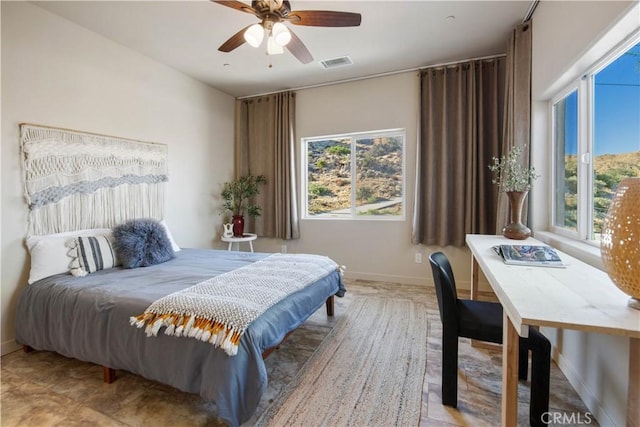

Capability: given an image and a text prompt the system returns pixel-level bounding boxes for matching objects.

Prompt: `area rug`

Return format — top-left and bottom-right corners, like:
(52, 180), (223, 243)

(255, 296), (428, 427)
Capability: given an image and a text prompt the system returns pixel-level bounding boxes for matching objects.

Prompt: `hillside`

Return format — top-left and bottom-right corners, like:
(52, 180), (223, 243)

(561, 150), (639, 232)
(593, 151), (640, 175)
(307, 137), (403, 215)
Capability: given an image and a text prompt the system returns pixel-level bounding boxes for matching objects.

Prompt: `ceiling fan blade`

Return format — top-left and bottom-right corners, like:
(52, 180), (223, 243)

(287, 11), (362, 27)
(211, 0), (259, 17)
(218, 25), (251, 52)
(286, 28), (313, 64)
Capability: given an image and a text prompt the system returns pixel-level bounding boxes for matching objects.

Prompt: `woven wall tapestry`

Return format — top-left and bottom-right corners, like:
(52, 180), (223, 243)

(21, 123), (168, 236)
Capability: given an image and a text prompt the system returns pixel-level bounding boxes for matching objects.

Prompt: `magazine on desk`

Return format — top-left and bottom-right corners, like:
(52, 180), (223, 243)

(492, 244), (565, 268)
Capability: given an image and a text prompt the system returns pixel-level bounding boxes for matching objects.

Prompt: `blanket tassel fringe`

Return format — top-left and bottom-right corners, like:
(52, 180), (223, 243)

(130, 313), (242, 356)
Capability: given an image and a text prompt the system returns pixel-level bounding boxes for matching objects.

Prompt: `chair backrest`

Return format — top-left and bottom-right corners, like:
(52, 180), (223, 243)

(428, 252), (459, 326)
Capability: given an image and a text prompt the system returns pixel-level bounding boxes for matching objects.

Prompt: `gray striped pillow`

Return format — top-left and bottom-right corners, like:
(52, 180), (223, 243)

(66, 235), (117, 276)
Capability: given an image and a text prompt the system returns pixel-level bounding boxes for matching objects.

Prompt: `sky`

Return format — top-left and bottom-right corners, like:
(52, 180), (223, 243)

(562, 41), (640, 156)
(594, 42), (640, 155)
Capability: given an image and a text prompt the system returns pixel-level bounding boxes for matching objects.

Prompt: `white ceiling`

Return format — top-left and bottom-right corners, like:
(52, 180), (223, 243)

(34, 1), (532, 98)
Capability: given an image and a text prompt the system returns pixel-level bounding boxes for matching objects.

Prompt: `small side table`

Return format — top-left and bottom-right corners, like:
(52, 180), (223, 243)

(221, 233), (257, 252)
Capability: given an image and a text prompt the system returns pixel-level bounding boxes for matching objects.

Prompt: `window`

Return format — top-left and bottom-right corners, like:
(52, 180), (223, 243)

(553, 89), (579, 230)
(551, 37), (640, 242)
(302, 129), (405, 219)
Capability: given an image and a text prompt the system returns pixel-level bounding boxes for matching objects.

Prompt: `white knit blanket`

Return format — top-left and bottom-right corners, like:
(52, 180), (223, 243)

(130, 253), (338, 356)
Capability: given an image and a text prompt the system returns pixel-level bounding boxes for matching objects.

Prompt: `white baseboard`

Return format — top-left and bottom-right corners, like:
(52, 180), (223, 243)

(342, 271), (495, 295)
(2, 339), (21, 356)
(343, 270), (430, 286)
(344, 270), (494, 298)
(554, 346), (617, 426)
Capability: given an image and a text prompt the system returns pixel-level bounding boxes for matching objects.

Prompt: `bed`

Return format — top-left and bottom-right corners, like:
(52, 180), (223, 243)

(17, 124), (339, 425)
(15, 248), (344, 427)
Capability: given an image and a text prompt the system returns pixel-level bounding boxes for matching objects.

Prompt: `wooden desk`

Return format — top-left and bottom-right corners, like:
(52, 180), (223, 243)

(466, 234), (640, 427)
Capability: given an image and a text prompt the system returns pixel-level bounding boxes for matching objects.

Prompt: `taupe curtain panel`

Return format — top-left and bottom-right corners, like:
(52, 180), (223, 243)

(412, 58), (505, 247)
(496, 22), (533, 231)
(235, 91), (300, 240)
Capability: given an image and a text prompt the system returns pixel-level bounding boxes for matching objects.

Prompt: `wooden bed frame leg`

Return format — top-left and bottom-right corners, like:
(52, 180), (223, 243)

(326, 295), (334, 316)
(103, 367), (116, 384)
(22, 345), (116, 384)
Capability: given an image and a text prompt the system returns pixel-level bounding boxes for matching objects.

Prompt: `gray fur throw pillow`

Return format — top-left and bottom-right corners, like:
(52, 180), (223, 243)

(113, 218), (175, 268)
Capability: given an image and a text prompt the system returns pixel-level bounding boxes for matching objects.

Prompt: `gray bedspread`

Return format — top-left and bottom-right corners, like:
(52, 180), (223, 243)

(15, 248), (342, 426)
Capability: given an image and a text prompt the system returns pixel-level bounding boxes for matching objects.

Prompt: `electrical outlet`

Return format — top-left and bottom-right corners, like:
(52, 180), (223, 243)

(414, 252), (422, 263)
(281, 244), (287, 253)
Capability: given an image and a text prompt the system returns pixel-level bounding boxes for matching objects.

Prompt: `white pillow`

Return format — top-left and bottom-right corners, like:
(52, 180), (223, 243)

(160, 220), (181, 252)
(26, 228), (112, 284)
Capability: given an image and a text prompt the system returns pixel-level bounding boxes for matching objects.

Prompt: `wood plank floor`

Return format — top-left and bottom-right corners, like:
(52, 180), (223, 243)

(1, 279), (596, 426)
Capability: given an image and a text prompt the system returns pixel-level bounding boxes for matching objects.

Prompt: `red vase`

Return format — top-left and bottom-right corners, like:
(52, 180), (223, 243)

(232, 215), (245, 237)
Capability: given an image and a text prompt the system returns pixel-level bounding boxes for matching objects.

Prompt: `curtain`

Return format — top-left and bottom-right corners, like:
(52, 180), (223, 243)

(412, 58), (505, 247)
(235, 91), (300, 239)
(496, 22), (533, 231)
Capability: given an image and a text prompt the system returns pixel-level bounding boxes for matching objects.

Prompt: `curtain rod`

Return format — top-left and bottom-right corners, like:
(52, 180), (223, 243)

(522, 0), (539, 23)
(237, 53), (506, 99)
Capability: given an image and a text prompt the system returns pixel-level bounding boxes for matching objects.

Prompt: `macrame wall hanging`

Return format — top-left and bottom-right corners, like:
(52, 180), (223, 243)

(20, 123), (168, 236)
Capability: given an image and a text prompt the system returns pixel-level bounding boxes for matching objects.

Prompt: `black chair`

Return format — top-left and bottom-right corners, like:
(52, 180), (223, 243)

(429, 251), (551, 427)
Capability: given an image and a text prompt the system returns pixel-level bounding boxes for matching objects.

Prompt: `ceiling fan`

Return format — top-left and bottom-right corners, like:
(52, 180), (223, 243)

(212, 0), (362, 64)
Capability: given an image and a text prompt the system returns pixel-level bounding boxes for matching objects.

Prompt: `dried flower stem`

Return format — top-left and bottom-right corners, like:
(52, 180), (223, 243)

(488, 146), (539, 192)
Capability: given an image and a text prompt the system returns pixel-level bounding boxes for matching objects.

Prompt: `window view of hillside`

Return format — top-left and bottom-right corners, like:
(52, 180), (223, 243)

(591, 42), (640, 237)
(305, 131), (404, 218)
(562, 152), (640, 232)
(555, 41), (639, 239)
(554, 91), (578, 230)
(592, 152), (640, 233)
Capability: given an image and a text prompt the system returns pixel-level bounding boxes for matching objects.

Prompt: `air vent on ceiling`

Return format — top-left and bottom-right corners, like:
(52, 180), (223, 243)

(320, 56), (353, 69)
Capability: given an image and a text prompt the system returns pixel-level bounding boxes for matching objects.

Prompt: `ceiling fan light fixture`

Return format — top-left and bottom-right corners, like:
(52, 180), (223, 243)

(244, 23), (264, 48)
(214, 1), (362, 64)
(272, 22), (291, 46)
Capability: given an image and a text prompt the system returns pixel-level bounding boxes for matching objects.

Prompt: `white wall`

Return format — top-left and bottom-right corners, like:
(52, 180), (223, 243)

(530, 2), (638, 425)
(1, 2), (235, 354)
(253, 72), (478, 290)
